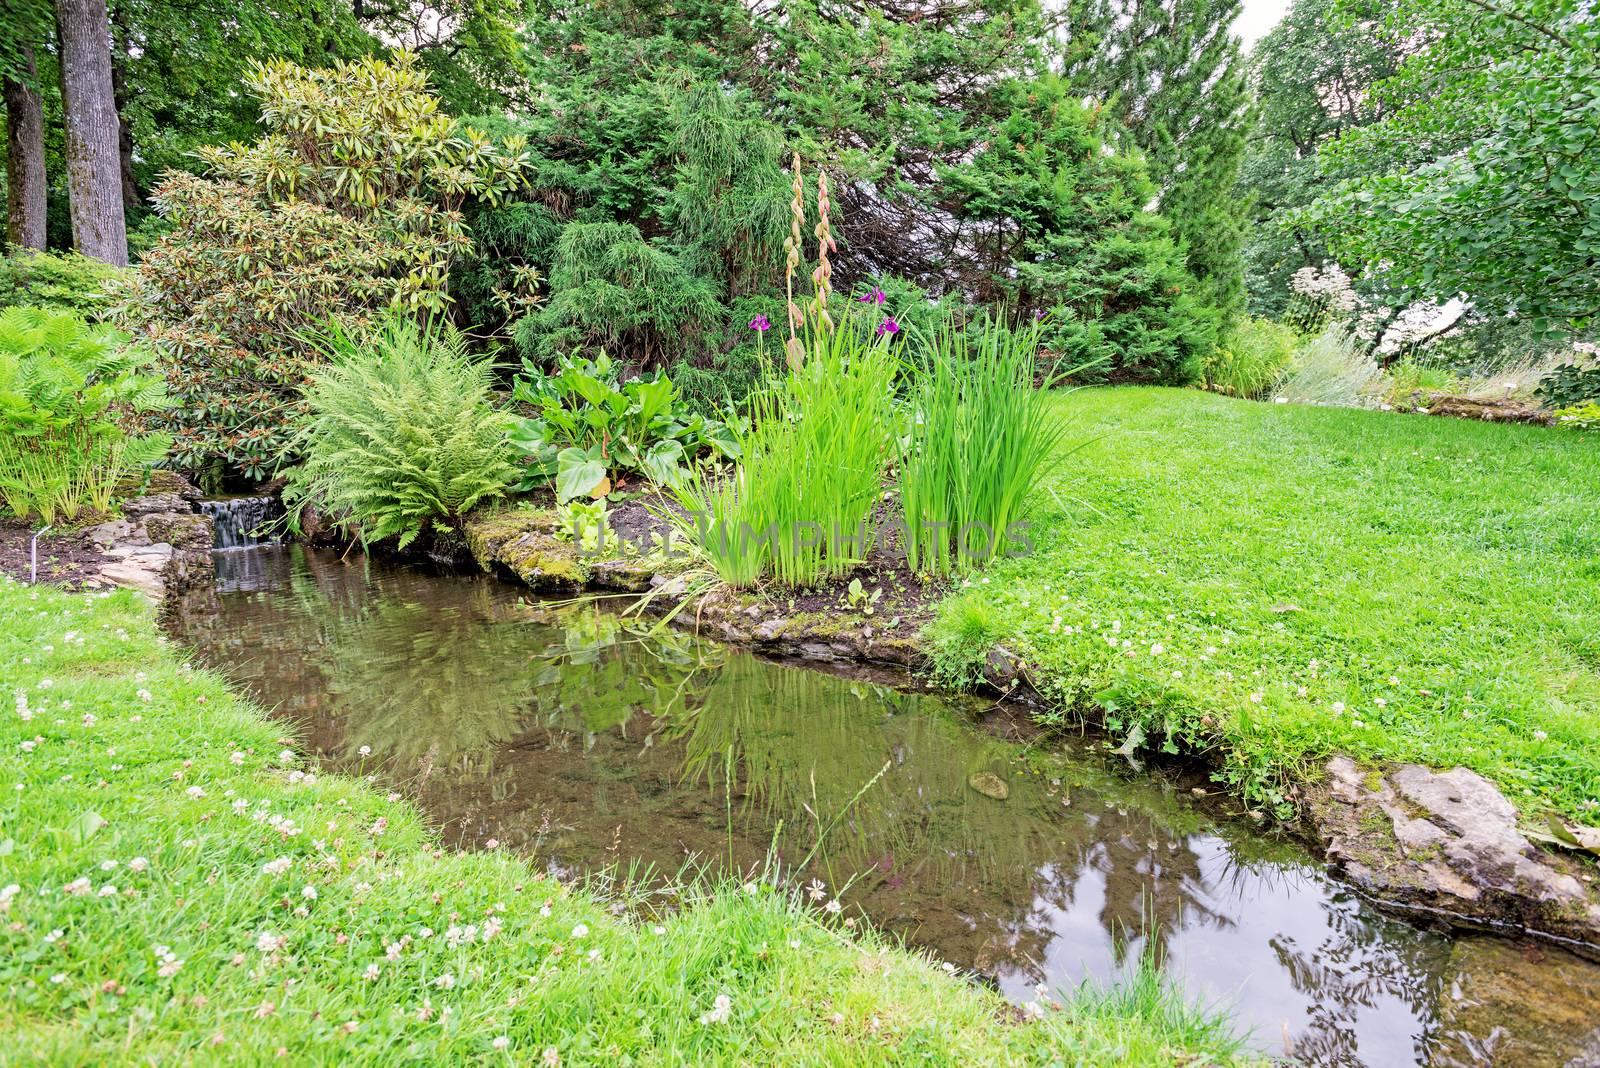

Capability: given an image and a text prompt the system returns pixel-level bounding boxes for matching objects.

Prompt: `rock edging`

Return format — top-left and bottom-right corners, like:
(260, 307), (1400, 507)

(462, 508), (931, 667)
(1308, 756), (1600, 952)
(81, 472), (216, 616)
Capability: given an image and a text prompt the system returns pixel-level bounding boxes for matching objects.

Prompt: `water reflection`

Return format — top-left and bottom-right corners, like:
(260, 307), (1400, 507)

(175, 546), (1600, 1067)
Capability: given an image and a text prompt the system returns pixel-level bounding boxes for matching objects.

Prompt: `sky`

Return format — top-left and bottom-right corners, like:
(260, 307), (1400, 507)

(1234, 0), (1289, 48)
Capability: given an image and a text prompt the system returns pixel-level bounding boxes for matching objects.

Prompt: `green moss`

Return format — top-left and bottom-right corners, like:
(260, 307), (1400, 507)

(463, 507), (590, 590)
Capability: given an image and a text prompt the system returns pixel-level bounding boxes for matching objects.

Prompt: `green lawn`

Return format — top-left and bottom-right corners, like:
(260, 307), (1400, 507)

(929, 387), (1600, 824)
(0, 578), (1249, 1065)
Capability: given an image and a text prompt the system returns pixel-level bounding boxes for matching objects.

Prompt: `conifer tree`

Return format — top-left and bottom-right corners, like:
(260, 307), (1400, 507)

(1059, 0), (1252, 314)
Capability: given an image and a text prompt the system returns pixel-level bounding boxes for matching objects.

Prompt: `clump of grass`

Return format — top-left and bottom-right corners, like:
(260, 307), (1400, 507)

(674, 313), (897, 587)
(896, 313), (1068, 576)
(1204, 316), (1297, 399)
(1270, 325), (1383, 407)
(0, 578), (1254, 1064)
(923, 590), (1002, 689)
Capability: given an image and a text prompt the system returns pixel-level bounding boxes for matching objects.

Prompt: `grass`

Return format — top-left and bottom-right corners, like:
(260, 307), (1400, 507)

(1269, 326), (1382, 407)
(0, 577), (1252, 1065)
(928, 386), (1600, 825)
(1203, 317), (1296, 400)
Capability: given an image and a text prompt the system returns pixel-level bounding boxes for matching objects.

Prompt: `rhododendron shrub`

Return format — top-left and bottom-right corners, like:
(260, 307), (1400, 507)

(123, 53), (527, 482)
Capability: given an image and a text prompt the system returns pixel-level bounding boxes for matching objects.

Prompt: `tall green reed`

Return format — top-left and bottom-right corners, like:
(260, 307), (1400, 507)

(895, 313), (1071, 576)
(672, 312), (897, 587)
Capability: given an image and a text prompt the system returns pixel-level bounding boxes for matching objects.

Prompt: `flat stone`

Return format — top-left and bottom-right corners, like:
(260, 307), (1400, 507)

(122, 492), (192, 518)
(97, 561), (164, 598)
(1309, 757), (1600, 949)
(967, 771), (1009, 800)
(83, 520), (143, 549)
(1390, 763), (1587, 904)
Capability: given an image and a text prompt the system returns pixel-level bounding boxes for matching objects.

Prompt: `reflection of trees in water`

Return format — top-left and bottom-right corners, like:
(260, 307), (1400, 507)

(1269, 892), (1447, 1067)
(315, 596), (539, 782)
(669, 655), (1071, 897)
(1088, 807), (1231, 969)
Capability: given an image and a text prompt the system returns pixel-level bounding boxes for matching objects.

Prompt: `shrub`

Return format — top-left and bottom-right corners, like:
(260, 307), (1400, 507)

(1536, 345), (1600, 410)
(1204, 317), (1297, 398)
(282, 316), (517, 549)
(123, 53), (528, 483)
(0, 308), (170, 523)
(1270, 327), (1383, 408)
(944, 74), (1219, 385)
(896, 314), (1068, 576)
(672, 313), (898, 587)
(0, 251), (130, 317)
(508, 351), (739, 503)
(1555, 401), (1600, 431)
(470, 78), (790, 383)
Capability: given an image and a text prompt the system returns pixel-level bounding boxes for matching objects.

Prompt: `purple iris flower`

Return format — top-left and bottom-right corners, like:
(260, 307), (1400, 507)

(859, 287), (886, 305)
(749, 314), (772, 332)
(877, 317), (900, 336)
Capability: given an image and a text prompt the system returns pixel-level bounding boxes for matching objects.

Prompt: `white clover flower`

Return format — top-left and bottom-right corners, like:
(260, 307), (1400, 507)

(261, 857), (292, 876)
(699, 994), (732, 1025)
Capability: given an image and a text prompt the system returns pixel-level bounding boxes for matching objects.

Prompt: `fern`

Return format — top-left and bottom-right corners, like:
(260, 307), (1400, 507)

(282, 315), (517, 549)
(0, 307), (171, 522)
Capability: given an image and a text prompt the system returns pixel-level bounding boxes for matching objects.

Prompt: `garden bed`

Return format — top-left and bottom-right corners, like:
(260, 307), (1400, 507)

(456, 495), (953, 669)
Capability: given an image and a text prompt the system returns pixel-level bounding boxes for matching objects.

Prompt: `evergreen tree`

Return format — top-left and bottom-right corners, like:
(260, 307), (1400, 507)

(1058, 0), (1253, 314)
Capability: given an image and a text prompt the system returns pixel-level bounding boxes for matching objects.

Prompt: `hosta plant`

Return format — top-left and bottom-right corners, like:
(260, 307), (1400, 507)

(509, 351), (739, 503)
(0, 308), (171, 523)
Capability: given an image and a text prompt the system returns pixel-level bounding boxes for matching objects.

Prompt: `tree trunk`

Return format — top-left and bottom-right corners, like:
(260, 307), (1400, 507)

(108, 0), (141, 213)
(4, 45), (48, 251)
(54, 0), (128, 266)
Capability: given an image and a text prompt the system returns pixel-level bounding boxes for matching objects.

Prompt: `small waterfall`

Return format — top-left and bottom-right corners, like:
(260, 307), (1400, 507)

(199, 496), (283, 549)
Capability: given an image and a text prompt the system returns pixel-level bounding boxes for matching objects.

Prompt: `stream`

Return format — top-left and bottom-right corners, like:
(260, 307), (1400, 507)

(169, 545), (1600, 1067)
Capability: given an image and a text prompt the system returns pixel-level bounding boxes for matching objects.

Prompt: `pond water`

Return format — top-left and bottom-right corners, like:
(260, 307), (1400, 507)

(171, 545), (1600, 1067)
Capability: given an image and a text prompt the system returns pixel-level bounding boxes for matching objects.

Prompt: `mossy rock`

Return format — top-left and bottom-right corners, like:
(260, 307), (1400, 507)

(463, 508), (590, 592)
